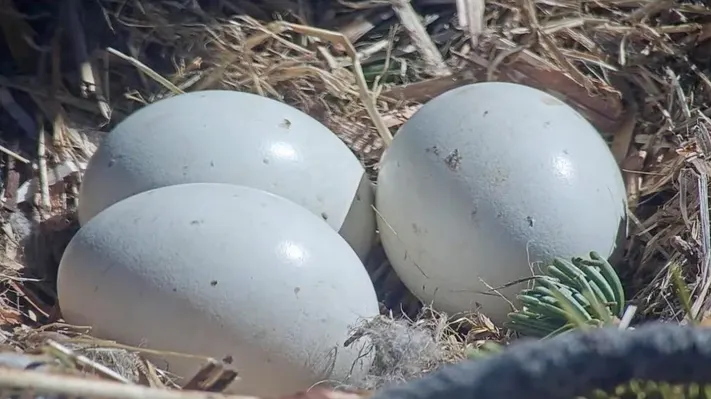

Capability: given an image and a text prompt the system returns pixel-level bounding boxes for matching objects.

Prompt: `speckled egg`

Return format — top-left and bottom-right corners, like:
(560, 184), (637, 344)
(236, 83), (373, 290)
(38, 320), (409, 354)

(376, 82), (627, 324)
(58, 183), (379, 396)
(78, 90), (375, 260)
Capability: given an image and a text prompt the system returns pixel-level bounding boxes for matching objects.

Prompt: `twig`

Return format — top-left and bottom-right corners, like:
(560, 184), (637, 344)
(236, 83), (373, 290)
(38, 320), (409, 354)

(618, 305), (637, 329)
(690, 162), (711, 319)
(339, 8), (394, 43)
(276, 22), (393, 145)
(0, 142), (29, 164)
(66, 0), (111, 120)
(126, 35), (150, 91)
(627, 0), (675, 23)
(8, 280), (51, 320)
(609, 76), (638, 164)
(180, 359), (238, 393)
(389, 0), (450, 77)
(2, 138), (21, 211)
(106, 48), (184, 96)
(65, 337), (220, 363)
(137, 358), (165, 388)
(45, 340), (132, 384)
(36, 113), (51, 219)
(456, 0), (486, 49)
(0, 368), (256, 399)
(0, 75), (115, 115)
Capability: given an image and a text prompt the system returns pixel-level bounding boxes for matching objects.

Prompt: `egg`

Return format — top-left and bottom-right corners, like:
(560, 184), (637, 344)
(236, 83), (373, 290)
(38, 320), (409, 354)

(376, 82), (627, 324)
(78, 90), (375, 260)
(58, 183), (379, 396)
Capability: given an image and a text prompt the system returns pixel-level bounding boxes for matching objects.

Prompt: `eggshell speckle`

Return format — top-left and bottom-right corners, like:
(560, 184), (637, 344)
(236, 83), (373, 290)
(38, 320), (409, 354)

(59, 183), (379, 396)
(78, 90), (375, 259)
(376, 82), (627, 324)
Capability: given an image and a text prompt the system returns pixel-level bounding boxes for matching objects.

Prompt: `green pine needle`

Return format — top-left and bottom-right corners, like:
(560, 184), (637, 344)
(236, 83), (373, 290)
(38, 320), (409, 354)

(506, 252), (625, 338)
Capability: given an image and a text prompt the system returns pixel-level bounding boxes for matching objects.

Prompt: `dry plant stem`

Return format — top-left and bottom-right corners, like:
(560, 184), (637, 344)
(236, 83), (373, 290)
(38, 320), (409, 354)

(626, 209), (671, 260)
(0, 144), (29, 164)
(3, 139), (21, 211)
(627, 0), (675, 23)
(46, 340), (132, 384)
(9, 280), (51, 323)
(66, 0), (93, 98)
(695, 113), (711, 157)
(126, 37), (151, 91)
(340, 8), (395, 43)
(0, 368), (258, 399)
(609, 77), (638, 164)
(456, 0), (468, 28)
(66, 337), (220, 363)
(618, 305), (637, 329)
(389, 0), (450, 77)
(181, 360), (237, 393)
(138, 358), (166, 388)
(106, 48), (185, 96)
(622, 149), (646, 211)
(456, 0), (486, 49)
(36, 114), (51, 219)
(278, 22), (393, 145)
(690, 164), (711, 319)
(66, 0), (111, 119)
(0, 75), (115, 115)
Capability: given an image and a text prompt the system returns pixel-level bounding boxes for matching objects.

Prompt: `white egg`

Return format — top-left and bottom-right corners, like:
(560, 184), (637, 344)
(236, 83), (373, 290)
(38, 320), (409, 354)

(78, 90), (375, 260)
(58, 183), (379, 396)
(376, 82), (627, 324)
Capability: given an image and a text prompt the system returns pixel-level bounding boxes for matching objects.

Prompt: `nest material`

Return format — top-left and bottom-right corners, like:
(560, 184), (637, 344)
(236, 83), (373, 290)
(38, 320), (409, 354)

(0, 0), (708, 397)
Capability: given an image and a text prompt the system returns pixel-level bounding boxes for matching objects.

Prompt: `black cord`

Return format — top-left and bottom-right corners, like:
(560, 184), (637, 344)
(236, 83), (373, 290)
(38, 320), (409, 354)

(370, 322), (711, 399)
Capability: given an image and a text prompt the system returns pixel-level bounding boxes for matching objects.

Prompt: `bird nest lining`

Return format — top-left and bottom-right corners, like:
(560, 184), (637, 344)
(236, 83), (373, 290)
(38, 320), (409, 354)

(0, 0), (709, 397)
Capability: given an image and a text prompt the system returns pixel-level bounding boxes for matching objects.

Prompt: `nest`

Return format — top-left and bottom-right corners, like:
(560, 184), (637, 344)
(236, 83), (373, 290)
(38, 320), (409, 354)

(0, 0), (709, 397)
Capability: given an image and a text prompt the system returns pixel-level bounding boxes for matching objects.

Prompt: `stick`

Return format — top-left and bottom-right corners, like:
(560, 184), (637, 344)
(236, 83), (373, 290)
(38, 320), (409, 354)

(0, 368), (256, 399)
(36, 113), (51, 218)
(0, 143), (29, 164)
(389, 0), (450, 77)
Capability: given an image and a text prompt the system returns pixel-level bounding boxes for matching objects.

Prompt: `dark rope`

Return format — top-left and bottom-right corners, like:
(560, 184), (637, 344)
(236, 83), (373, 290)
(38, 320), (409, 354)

(369, 322), (711, 399)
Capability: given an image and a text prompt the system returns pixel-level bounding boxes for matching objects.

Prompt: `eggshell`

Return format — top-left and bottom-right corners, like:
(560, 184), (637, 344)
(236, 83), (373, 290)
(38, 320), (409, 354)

(58, 183), (379, 396)
(78, 90), (375, 260)
(376, 82), (627, 324)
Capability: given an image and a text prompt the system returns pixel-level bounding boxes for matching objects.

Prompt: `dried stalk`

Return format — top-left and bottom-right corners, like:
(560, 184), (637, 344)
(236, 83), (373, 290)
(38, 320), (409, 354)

(36, 113), (51, 219)
(0, 368), (255, 399)
(277, 22), (393, 145)
(390, 0), (450, 77)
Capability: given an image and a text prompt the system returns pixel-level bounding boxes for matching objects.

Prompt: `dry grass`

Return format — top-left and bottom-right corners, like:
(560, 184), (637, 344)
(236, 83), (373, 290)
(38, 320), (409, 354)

(0, 0), (708, 397)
